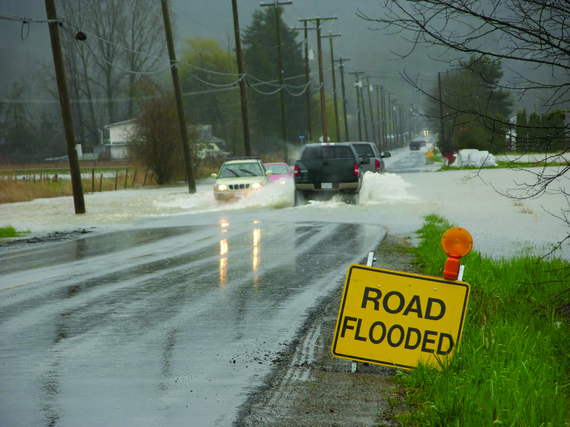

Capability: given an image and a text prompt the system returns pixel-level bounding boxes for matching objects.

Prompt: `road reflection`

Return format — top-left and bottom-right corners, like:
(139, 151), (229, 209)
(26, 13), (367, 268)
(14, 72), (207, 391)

(220, 239), (228, 287)
(253, 228), (260, 288)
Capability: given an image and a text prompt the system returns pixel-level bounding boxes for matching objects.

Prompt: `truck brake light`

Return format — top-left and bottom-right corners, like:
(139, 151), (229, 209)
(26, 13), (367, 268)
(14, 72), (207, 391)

(354, 164), (359, 176)
(375, 159), (380, 171)
(294, 165), (299, 177)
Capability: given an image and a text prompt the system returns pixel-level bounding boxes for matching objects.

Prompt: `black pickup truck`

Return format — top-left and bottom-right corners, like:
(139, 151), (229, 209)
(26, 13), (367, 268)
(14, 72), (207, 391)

(293, 143), (362, 205)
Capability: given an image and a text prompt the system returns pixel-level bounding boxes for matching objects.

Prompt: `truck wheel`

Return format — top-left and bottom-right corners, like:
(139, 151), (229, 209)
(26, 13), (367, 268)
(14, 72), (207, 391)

(294, 190), (304, 206)
(342, 192), (359, 205)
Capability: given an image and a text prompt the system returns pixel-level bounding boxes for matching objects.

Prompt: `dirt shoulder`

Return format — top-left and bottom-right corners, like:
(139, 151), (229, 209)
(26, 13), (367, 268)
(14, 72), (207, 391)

(236, 233), (420, 427)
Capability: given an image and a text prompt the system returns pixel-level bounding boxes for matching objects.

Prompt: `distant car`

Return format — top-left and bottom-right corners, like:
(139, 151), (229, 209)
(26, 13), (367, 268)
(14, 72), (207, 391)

(294, 142), (362, 204)
(264, 162), (292, 185)
(409, 139), (427, 150)
(350, 142), (391, 173)
(211, 157), (272, 201)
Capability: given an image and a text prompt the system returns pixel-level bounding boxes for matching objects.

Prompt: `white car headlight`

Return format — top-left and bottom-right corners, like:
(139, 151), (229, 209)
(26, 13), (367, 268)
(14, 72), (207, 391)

(216, 184), (227, 191)
(278, 179), (286, 185)
(251, 182), (261, 189)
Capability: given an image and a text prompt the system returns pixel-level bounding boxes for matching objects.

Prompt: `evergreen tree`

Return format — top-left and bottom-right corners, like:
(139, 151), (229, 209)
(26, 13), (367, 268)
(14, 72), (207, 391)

(527, 111), (542, 151)
(459, 55), (513, 118)
(541, 111), (566, 152)
(180, 37), (242, 154)
(516, 109), (528, 150)
(242, 7), (307, 153)
(425, 55), (513, 153)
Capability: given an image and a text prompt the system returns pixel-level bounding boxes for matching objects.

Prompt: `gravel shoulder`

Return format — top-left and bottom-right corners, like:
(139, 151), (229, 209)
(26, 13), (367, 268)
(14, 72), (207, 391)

(236, 233), (420, 426)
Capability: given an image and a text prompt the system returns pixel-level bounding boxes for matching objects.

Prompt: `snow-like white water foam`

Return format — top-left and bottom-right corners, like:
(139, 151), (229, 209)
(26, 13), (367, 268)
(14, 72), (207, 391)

(359, 172), (418, 204)
(116, 173), (415, 218)
(151, 179), (295, 215)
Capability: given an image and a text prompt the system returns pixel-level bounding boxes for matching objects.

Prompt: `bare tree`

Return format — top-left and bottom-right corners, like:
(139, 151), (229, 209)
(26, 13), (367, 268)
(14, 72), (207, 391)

(127, 79), (185, 185)
(120, 0), (167, 117)
(51, 0), (167, 147)
(358, 1), (570, 254)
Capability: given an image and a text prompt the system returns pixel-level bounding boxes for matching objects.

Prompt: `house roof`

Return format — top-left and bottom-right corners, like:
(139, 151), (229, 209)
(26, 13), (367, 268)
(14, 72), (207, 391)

(104, 119), (136, 129)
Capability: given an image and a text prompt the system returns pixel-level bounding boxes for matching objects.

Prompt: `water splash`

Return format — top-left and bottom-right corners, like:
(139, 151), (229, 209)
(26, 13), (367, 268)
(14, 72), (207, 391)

(359, 172), (418, 205)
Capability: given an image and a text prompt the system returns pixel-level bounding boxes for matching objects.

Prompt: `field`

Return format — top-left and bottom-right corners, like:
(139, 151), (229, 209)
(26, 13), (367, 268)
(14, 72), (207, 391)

(0, 162), (153, 204)
(398, 214), (570, 426)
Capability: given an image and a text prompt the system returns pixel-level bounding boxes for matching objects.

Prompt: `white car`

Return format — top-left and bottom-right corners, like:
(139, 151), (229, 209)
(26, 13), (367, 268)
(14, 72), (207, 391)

(211, 157), (272, 201)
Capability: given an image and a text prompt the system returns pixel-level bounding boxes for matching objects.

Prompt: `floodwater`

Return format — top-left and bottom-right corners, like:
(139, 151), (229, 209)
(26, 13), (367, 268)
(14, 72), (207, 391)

(1, 147), (570, 426)
(1, 147), (567, 260)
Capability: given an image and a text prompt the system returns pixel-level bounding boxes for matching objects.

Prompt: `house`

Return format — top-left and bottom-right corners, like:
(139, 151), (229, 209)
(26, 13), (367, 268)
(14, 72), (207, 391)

(103, 119), (135, 160)
(191, 124), (228, 159)
(101, 121), (226, 160)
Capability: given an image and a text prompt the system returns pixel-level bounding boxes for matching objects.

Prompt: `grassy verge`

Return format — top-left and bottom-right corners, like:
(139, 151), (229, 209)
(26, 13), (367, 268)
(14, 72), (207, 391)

(395, 214), (570, 426)
(0, 169), (156, 204)
(496, 160), (569, 168)
(0, 225), (30, 238)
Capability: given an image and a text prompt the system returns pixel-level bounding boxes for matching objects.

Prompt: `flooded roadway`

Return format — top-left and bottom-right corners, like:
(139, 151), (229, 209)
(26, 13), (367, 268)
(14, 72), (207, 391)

(0, 216), (386, 426)
(4, 146), (566, 426)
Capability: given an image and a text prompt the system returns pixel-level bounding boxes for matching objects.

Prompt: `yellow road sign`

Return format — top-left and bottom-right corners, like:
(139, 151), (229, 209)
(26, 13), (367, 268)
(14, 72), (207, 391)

(331, 265), (470, 370)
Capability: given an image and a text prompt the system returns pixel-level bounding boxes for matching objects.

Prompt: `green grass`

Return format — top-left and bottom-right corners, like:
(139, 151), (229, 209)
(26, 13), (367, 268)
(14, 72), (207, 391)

(395, 214), (570, 426)
(0, 225), (30, 238)
(496, 160), (569, 168)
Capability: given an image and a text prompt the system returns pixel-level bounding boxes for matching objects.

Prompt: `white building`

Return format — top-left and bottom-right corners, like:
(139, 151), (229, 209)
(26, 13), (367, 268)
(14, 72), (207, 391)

(103, 119), (134, 160)
(102, 121), (226, 160)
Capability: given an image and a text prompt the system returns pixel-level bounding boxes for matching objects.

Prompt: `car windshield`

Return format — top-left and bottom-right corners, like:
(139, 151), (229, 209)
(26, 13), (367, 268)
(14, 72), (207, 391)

(219, 162), (263, 178)
(352, 144), (374, 156)
(301, 145), (354, 160)
(265, 164), (289, 174)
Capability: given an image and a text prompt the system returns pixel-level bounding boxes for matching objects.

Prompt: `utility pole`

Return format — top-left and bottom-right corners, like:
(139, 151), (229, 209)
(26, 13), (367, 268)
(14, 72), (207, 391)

(397, 102), (403, 147)
(334, 56), (350, 141)
(393, 100), (399, 147)
(294, 22), (316, 143)
(161, 0), (196, 193)
(45, 0), (85, 214)
(349, 70), (365, 141)
(359, 84), (369, 141)
(365, 77), (376, 145)
(300, 16), (337, 143)
(231, 0), (251, 156)
(438, 72), (446, 154)
(374, 85), (382, 151)
(386, 91), (393, 150)
(379, 85), (388, 150)
(321, 32), (341, 142)
(261, 1), (292, 162)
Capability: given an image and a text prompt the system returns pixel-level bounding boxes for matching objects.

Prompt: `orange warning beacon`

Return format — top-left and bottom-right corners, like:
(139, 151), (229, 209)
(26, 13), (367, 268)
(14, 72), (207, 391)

(441, 227), (473, 281)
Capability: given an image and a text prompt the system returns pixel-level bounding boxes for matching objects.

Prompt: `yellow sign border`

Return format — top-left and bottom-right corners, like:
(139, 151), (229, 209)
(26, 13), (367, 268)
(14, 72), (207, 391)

(331, 265), (470, 370)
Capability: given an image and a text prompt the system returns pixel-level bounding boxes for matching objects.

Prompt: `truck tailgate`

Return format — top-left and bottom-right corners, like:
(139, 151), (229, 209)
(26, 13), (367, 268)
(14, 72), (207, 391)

(296, 159), (357, 183)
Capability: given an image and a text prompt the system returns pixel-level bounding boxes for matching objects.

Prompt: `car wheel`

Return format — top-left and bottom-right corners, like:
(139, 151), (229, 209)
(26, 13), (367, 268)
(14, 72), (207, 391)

(295, 190), (309, 206)
(342, 192), (359, 205)
(294, 190), (302, 206)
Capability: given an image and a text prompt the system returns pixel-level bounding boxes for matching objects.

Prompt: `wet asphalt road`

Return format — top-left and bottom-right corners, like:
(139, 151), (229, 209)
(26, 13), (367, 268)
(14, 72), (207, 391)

(0, 217), (385, 426)
(0, 146), (441, 426)
(386, 149), (435, 174)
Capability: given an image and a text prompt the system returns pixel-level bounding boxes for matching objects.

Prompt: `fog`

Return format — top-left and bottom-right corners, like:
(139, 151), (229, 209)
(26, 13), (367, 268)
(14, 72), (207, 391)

(0, 0), (561, 134)
(0, 1), (468, 108)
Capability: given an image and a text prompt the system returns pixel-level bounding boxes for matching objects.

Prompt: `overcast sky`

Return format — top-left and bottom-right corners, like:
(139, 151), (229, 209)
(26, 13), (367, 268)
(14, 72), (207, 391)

(0, 1), (444, 106)
(0, 0), (555, 115)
